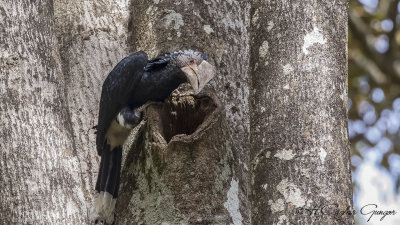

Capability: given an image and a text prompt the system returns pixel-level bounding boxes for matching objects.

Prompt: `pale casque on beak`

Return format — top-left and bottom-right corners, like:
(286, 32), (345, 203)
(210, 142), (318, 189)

(181, 60), (216, 94)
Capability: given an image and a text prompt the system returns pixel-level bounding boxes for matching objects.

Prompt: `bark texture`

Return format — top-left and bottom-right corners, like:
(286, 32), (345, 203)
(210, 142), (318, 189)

(128, 0), (251, 223)
(0, 1), (86, 224)
(115, 91), (240, 224)
(53, 0), (132, 214)
(249, 1), (352, 224)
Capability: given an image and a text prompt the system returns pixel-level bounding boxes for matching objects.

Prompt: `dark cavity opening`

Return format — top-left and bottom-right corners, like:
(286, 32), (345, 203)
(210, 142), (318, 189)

(159, 96), (217, 143)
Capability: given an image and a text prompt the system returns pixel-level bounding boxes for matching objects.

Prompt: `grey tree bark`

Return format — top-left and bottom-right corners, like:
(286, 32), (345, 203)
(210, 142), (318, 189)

(53, 0), (133, 217)
(1, 0), (251, 224)
(1, 0), (132, 224)
(0, 1), (87, 224)
(249, 1), (353, 225)
(116, 91), (242, 224)
(124, 0), (252, 224)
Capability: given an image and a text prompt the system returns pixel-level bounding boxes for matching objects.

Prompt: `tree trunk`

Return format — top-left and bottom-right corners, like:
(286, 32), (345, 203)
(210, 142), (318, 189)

(126, 0), (251, 223)
(249, 1), (353, 224)
(53, 0), (133, 216)
(0, 1), (86, 224)
(116, 91), (240, 224)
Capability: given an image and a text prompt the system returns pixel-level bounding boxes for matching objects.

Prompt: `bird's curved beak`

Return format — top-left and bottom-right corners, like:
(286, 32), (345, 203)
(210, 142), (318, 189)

(181, 60), (216, 94)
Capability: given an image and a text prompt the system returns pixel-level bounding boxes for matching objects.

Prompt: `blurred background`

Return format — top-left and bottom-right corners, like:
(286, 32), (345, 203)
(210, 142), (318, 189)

(349, 0), (400, 224)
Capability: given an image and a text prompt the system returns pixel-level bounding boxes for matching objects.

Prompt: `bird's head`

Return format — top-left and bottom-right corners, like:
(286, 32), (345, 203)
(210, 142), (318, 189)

(173, 50), (216, 94)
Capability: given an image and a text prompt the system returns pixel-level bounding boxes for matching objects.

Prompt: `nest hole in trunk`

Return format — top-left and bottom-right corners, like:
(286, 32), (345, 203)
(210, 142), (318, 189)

(158, 95), (217, 143)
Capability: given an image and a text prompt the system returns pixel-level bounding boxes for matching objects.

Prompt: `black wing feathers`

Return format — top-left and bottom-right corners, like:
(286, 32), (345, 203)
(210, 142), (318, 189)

(96, 51), (148, 155)
(144, 53), (172, 72)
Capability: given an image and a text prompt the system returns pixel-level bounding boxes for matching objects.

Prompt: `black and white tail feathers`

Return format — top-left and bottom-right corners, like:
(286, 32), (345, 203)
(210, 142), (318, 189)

(90, 143), (122, 224)
(91, 107), (142, 224)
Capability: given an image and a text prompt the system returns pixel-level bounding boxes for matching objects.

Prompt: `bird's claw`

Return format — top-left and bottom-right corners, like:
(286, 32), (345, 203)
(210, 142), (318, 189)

(171, 89), (181, 100)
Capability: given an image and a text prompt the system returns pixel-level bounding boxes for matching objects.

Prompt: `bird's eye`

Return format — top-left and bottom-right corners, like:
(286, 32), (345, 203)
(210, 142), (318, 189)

(189, 59), (195, 64)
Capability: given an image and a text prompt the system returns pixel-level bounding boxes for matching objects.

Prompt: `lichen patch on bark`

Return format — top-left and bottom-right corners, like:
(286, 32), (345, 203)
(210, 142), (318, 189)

(276, 179), (306, 208)
(224, 178), (243, 225)
(274, 149), (296, 160)
(259, 41), (269, 58)
(302, 26), (327, 55)
(268, 198), (285, 213)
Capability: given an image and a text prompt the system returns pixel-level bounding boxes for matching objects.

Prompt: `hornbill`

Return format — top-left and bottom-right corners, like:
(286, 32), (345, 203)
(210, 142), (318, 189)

(90, 50), (215, 224)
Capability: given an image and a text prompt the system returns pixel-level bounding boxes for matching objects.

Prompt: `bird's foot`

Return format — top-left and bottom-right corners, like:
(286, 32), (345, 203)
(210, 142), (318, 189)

(171, 89), (181, 100)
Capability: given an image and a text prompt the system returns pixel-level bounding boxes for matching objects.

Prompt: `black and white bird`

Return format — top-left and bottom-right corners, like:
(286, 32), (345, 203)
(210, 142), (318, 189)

(90, 50), (215, 224)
